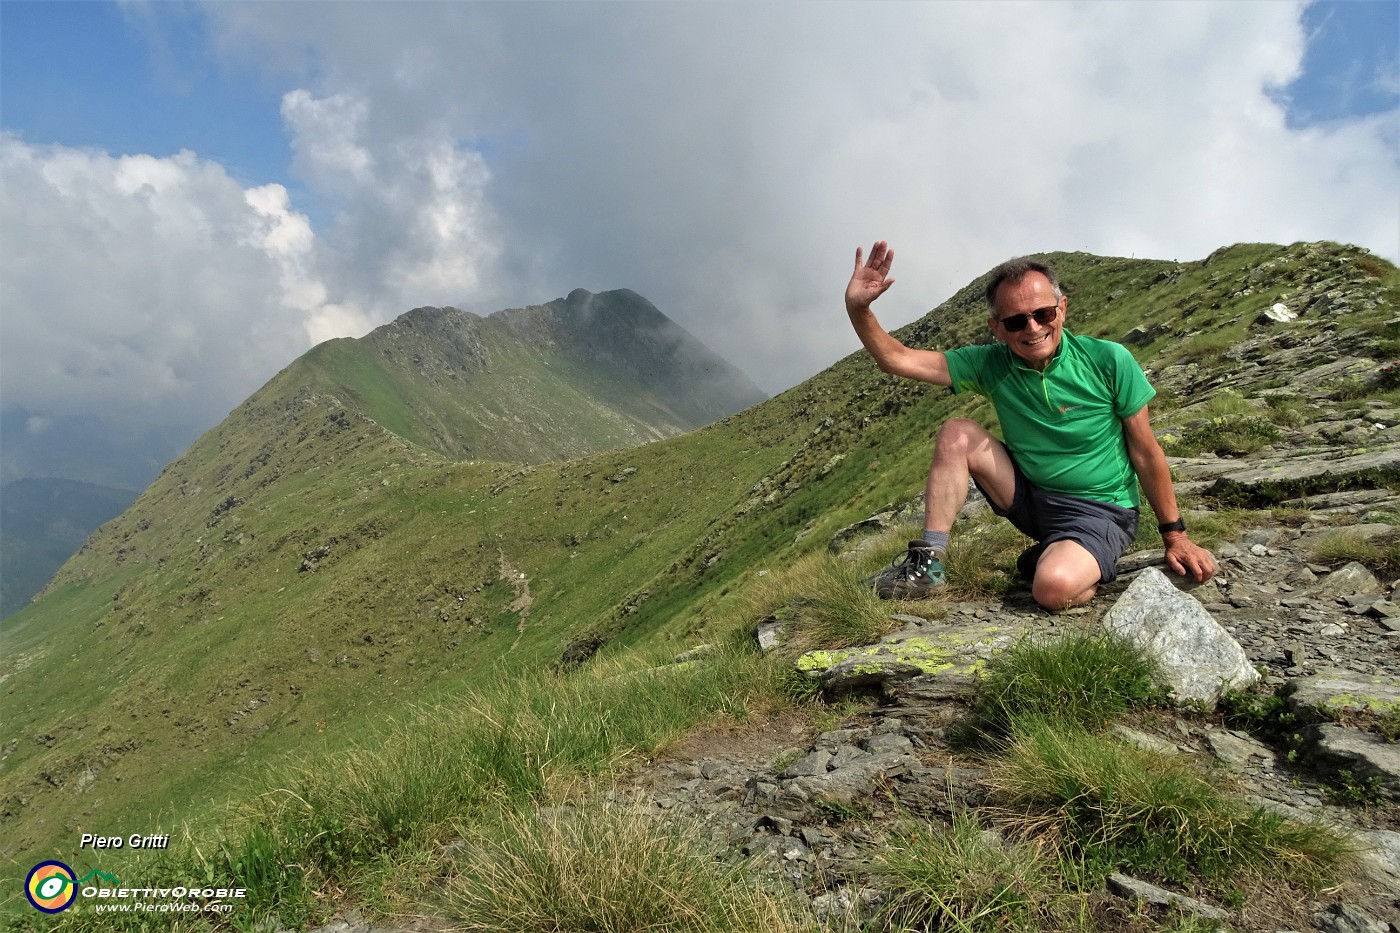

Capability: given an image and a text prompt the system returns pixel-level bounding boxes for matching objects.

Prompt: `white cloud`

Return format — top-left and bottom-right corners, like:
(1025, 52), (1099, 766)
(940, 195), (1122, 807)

(278, 88), (497, 321)
(197, 0), (1397, 394)
(0, 135), (337, 432)
(3, 1), (1398, 492)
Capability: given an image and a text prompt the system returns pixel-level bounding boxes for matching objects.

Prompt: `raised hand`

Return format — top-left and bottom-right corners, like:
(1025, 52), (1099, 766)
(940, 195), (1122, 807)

(845, 240), (896, 313)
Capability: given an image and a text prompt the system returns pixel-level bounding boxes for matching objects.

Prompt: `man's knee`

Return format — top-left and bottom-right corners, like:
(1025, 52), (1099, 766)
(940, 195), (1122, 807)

(1030, 542), (1101, 610)
(1031, 573), (1096, 611)
(934, 418), (992, 454)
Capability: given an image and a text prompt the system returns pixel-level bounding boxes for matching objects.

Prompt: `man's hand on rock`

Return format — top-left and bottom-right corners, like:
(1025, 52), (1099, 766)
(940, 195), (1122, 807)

(1163, 532), (1215, 583)
(846, 241), (896, 313)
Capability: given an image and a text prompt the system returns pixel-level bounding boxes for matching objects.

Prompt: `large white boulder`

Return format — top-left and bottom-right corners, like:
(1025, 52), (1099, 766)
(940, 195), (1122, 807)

(1102, 568), (1260, 704)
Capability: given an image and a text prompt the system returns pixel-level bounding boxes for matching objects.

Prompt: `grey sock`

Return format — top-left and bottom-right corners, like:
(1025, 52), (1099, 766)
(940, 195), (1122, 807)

(921, 530), (949, 560)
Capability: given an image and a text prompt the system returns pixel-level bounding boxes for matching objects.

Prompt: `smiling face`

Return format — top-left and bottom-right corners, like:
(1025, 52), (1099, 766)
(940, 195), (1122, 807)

(988, 271), (1065, 371)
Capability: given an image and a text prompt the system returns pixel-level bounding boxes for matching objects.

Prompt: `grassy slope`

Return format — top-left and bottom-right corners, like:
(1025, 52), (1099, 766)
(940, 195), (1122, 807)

(2, 241), (1395, 874)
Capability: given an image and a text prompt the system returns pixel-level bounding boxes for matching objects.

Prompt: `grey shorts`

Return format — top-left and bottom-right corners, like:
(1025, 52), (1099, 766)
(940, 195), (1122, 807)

(973, 457), (1139, 584)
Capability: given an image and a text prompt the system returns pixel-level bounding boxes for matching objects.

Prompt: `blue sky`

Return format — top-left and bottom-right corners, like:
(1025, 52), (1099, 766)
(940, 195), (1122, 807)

(1, 1), (1398, 489)
(3, 2), (294, 189)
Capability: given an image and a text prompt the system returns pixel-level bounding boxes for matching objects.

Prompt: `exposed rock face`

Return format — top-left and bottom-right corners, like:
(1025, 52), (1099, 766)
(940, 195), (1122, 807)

(1101, 568), (1260, 704)
(1300, 724), (1400, 801)
(794, 618), (1030, 693)
(1284, 671), (1400, 719)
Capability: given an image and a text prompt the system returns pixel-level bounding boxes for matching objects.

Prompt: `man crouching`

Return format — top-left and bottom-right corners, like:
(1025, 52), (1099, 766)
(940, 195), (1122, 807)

(844, 241), (1215, 610)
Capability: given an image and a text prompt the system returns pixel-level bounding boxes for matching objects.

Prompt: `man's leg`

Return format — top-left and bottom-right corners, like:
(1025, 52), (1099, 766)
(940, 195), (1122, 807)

(928, 421), (1106, 611)
(1031, 539), (1102, 610)
(924, 419), (1018, 533)
(875, 420), (1019, 600)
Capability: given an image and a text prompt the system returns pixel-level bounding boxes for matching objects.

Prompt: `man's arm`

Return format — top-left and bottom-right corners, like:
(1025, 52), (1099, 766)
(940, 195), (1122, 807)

(1122, 405), (1216, 582)
(845, 241), (952, 386)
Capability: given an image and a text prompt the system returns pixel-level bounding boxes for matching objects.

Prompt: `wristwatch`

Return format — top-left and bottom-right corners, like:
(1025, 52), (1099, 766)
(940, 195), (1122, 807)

(1158, 518), (1186, 534)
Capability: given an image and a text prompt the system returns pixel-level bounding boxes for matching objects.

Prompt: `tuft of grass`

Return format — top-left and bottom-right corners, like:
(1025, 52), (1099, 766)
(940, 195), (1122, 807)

(1132, 504), (1259, 552)
(972, 631), (1164, 739)
(986, 721), (1354, 890)
(1261, 393), (1315, 427)
(1379, 708), (1400, 743)
(445, 801), (804, 933)
(1161, 418), (1281, 457)
(1309, 528), (1400, 577)
(876, 813), (1078, 933)
(748, 550), (905, 650)
(941, 519), (1029, 599)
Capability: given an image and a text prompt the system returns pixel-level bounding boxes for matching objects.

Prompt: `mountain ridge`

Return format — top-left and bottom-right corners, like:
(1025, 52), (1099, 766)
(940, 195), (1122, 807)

(2, 240), (1396, 883)
(295, 287), (768, 463)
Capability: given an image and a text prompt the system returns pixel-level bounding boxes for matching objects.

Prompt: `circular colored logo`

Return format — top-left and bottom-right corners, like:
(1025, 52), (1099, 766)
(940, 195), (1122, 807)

(25, 861), (77, 913)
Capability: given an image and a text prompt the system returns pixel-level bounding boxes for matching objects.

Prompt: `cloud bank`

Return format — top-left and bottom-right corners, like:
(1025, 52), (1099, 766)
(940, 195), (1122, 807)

(2, 1), (1397, 485)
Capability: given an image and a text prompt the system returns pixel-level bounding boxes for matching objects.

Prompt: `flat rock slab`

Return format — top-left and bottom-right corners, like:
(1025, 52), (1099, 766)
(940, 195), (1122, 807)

(1106, 872), (1229, 922)
(1300, 724), (1400, 800)
(1101, 568), (1259, 704)
(1204, 445), (1400, 501)
(1203, 728), (1273, 769)
(1283, 670), (1400, 718)
(1357, 829), (1400, 897)
(795, 619), (1030, 692)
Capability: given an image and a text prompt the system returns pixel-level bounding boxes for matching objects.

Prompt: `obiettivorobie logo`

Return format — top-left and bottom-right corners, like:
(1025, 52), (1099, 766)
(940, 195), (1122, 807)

(24, 862), (119, 913)
(24, 860), (248, 916)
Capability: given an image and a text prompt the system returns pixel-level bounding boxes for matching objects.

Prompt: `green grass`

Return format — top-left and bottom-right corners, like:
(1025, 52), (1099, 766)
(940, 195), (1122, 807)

(971, 631), (1164, 738)
(877, 813), (1081, 933)
(447, 802), (805, 932)
(1309, 528), (1400, 576)
(2, 643), (798, 930)
(744, 550), (906, 650)
(986, 720), (1354, 890)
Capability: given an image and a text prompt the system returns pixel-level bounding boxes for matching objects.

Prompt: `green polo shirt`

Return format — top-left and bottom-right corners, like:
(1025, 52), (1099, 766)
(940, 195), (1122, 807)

(944, 330), (1155, 508)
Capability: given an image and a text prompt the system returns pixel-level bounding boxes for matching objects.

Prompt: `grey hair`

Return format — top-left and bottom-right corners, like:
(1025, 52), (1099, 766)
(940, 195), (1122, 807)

(984, 257), (1063, 312)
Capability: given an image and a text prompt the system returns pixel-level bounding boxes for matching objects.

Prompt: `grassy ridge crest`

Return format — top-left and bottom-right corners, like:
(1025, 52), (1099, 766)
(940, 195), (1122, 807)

(2, 240), (1395, 889)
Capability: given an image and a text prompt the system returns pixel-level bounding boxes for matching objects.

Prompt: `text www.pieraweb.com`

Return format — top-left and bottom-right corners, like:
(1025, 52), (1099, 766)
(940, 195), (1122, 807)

(92, 901), (234, 915)
(82, 886), (246, 915)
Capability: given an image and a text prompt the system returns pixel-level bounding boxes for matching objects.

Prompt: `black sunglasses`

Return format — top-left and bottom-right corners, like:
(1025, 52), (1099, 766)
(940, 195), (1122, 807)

(996, 305), (1059, 332)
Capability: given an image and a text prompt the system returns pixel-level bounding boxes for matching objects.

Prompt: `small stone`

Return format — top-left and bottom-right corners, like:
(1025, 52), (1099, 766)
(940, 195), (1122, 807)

(782, 749), (832, 779)
(1341, 592), (1382, 609)
(1204, 729), (1273, 769)
(1316, 561), (1383, 598)
(1107, 872), (1229, 921)
(1110, 724), (1181, 755)
(1365, 599), (1400, 619)
(863, 733), (915, 756)
(1318, 623), (1347, 637)
(828, 744), (869, 769)
(1313, 902), (1389, 933)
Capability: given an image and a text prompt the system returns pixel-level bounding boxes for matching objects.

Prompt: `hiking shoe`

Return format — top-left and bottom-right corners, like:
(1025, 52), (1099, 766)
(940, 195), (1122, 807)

(872, 541), (947, 600)
(1016, 543), (1045, 583)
